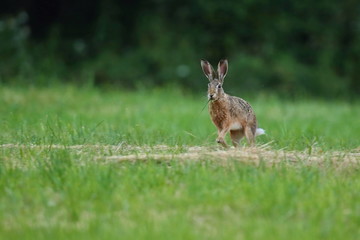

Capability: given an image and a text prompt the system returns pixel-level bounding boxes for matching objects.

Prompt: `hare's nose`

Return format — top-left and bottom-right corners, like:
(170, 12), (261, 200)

(209, 94), (214, 98)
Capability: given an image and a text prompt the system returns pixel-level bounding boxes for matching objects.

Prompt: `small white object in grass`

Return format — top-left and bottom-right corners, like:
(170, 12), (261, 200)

(256, 128), (265, 136)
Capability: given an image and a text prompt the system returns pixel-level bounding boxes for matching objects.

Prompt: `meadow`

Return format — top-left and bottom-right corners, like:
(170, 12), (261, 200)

(0, 85), (359, 239)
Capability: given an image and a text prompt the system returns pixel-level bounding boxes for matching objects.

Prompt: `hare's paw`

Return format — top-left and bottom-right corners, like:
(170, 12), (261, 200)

(216, 137), (228, 148)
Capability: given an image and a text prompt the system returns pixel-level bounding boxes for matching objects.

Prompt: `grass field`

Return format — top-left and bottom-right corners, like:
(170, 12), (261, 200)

(0, 86), (359, 239)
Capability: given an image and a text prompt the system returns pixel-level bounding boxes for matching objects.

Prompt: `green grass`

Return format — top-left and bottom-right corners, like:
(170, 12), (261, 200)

(0, 85), (359, 240)
(1, 85), (359, 150)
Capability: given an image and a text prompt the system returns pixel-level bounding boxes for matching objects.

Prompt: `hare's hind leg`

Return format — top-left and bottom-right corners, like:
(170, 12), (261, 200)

(230, 130), (244, 147)
(244, 126), (255, 146)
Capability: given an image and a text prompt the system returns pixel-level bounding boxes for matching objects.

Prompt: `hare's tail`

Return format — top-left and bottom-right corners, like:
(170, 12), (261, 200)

(255, 128), (265, 136)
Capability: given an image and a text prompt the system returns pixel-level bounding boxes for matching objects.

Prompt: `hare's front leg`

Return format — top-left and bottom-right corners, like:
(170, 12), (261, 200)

(216, 128), (230, 148)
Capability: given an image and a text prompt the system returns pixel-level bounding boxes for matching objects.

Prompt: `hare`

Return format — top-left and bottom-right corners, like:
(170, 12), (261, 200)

(201, 59), (265, 148)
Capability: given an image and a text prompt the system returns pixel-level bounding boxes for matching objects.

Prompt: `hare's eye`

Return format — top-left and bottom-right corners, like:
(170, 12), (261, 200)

(217, 84), (222, 89)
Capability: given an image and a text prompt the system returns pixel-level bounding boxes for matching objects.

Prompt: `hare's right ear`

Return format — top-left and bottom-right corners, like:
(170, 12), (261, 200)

(201, 59), (215, 81)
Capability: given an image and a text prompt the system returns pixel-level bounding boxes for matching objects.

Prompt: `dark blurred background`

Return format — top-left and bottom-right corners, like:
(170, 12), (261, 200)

(0, 0), (359, 97)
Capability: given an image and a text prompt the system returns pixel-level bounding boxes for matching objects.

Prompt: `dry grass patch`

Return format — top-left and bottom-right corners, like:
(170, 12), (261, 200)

(1, 143), (359, 168)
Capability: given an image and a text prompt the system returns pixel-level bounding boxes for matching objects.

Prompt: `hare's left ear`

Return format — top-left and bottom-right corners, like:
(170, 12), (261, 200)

(217, 59), (228, 83)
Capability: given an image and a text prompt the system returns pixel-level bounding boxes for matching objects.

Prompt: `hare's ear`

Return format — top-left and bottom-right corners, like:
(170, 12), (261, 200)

(201, 59), (215, 81)
(217, 59), (228, 83)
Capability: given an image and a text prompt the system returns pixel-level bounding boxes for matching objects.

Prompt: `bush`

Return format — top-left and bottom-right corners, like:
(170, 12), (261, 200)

(0, 0), (359, 97)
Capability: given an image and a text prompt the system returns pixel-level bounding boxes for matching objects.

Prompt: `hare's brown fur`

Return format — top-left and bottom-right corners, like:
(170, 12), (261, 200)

(201, 59), (263, 148)
(209, 94), (257, 147)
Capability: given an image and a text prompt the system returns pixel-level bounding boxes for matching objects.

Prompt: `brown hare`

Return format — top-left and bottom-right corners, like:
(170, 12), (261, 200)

(201, 59), (265, 148)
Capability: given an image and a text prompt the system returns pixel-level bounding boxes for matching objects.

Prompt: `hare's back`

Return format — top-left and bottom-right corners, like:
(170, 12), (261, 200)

(229, 96), (254, 114)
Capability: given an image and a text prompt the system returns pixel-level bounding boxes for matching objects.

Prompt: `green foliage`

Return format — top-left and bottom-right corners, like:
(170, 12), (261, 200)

(1, 1), (360, 97)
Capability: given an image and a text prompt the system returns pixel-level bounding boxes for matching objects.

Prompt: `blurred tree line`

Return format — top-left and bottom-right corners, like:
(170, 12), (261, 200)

(0, 0), (359, 97)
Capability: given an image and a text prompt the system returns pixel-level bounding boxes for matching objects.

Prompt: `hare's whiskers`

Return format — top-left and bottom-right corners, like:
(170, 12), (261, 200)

(201, 99), (211, 112)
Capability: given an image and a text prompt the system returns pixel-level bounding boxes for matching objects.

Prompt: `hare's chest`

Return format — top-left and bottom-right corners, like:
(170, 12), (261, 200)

(209, 103), (229, 128)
